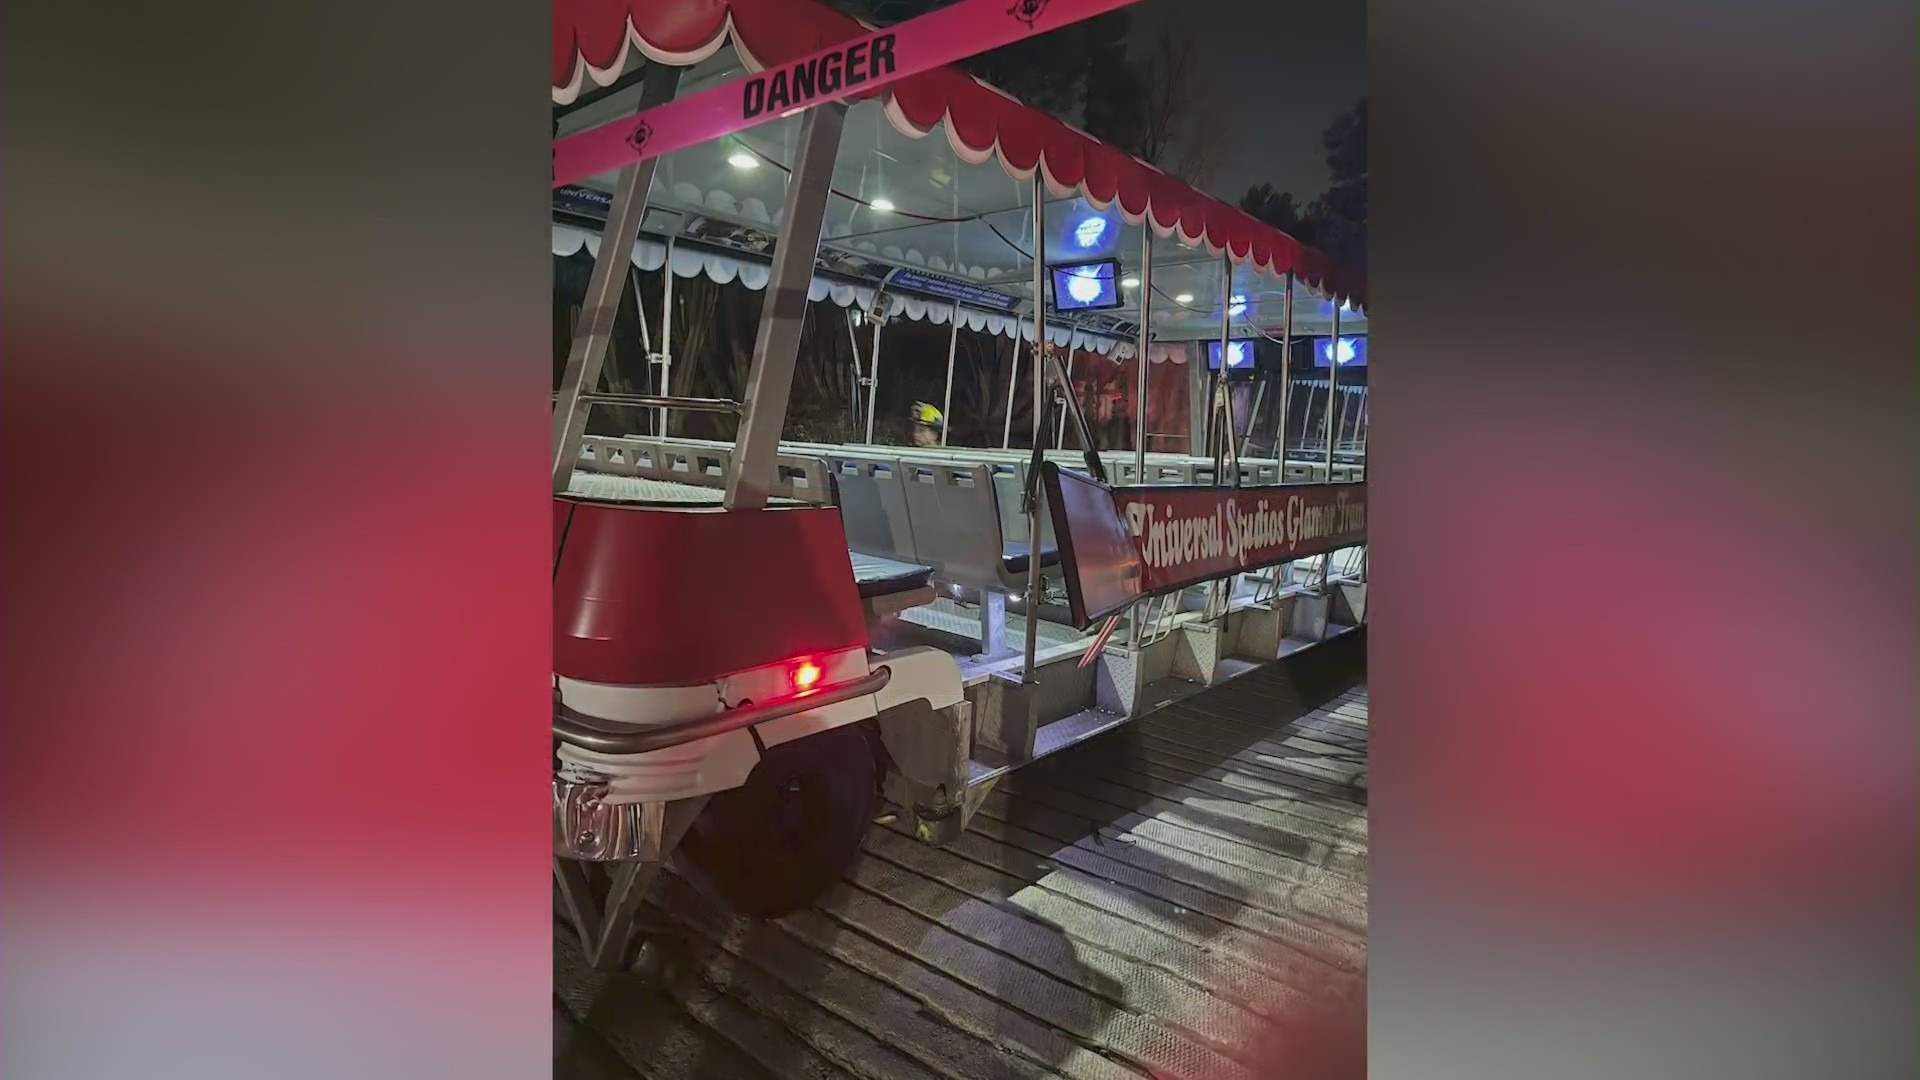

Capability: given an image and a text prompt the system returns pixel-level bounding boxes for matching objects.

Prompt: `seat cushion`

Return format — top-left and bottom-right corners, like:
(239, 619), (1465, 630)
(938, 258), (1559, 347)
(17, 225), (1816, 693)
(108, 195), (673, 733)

(848, 550), (935, 599)
(999, 541), (1061, 575)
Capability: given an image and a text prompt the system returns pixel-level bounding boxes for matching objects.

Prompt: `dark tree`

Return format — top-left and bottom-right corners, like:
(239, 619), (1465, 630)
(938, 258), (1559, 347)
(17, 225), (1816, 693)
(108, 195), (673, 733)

(1306, 98), (1367, 273)
(1240, 182), (1308, 238)
(1236, 98), (1367, 273)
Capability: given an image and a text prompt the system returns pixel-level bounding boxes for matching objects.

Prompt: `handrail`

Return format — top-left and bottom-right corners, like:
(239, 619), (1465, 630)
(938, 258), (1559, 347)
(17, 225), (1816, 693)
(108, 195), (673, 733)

(553, 666), (892, 754)
(552, 391), (743, 414)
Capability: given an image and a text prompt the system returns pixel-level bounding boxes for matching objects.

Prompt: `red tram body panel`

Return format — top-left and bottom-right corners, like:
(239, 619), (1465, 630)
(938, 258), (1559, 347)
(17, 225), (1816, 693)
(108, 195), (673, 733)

(553, 498), (869, 686)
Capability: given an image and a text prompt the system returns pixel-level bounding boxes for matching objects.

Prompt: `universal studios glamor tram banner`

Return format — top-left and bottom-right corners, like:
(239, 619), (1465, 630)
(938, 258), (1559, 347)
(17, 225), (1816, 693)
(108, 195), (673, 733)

(1039, 466), (1368, 627)
(1116, 483), (1367, 595)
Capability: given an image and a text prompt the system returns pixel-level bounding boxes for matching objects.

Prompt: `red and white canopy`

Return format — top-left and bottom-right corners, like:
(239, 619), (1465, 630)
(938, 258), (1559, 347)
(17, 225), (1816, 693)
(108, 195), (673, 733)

(552, 0), (1366, 309)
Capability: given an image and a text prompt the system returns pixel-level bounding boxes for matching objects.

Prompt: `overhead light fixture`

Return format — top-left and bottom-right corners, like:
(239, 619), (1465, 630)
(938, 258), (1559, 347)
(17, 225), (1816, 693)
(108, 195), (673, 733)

(1120, 275), (1140, 288)
(1072, 216), (1108, 249)
(1228, 294), (1248, 317)
(1174, 292), (1194, 303)
(726, 151), (759, 169)
(870, 197), (895, 212)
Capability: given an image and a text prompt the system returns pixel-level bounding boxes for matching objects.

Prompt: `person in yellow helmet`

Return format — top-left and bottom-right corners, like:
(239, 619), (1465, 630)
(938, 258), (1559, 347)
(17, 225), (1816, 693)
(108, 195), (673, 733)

(908, 402), (943, 447)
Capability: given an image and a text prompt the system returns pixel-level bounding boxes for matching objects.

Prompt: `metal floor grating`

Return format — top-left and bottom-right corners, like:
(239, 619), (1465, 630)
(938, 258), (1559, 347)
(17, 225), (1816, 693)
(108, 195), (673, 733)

(556, 646), (1369, 1080)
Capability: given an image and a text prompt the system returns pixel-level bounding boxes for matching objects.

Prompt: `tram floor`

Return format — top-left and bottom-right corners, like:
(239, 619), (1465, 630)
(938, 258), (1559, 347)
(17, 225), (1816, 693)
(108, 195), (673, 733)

(555, 635), (1370, 1080)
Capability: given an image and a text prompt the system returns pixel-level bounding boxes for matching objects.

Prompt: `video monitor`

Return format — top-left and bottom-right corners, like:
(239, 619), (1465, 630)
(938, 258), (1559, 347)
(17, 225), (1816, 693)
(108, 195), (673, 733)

(1313, 336), (1368, 367)
(1040, 463), (1143, 629)
(1048, 259), (1123, 313)
(1206, 338), (1258, 371)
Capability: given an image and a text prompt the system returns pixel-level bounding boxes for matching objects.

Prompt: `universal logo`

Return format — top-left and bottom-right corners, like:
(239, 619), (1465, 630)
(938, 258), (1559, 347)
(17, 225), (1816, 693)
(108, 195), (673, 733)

(1007, 0), (1050, 29)
(626, 120), (654, 153)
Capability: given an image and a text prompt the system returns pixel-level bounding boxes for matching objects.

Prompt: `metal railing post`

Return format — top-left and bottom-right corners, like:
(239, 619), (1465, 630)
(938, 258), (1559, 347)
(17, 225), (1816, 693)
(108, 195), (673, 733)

(724, 103), (848, 510)
(1021, 177), (1047, 683)
(863, 306), (886, 444)
(1133, 227), (1153, 473)
(1278, 271), (1294, 473)
(551, 66), (681, 492)
(1002, 334), (1021, 449)
(1215, 254), (1232, 479)
(939, 316), (960, 446)
(1325, 300), (1341, 481)
(656, 238), (677, 436)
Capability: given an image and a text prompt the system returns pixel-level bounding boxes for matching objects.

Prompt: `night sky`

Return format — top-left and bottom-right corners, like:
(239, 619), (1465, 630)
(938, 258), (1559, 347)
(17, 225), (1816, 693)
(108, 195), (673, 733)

(1126, 0), (1366, 205)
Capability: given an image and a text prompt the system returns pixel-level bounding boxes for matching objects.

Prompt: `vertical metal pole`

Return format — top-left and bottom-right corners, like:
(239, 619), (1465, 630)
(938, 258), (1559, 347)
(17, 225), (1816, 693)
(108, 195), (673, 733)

(1278, 272), (1294, 473)
(981, 590), (1007, 656)
(1059, 351), (1075, 447)
(1201, 369), (1217, 459)
(844, 309), (864, 426)
(629, 265), (655, 434)
(1128, 230), (1153, 659)
(1222, 371), (1242, 487)
(1240, 376), (1266, 459)
(1296, 383), (1318, 458)
(1002, 333), (1021, 449)
(939, 315), (960, 446)
(724, 103), (848, 510)
(1213, 255), (1232, 478)
(1325, 301), (1341, 481)
(657, 238), (676, 437)
(863, 311), (885, 444)
(551, 66), (681, 492)
(1046, 350), (1105, 478)
(1021, 178), (1047, 682)
(1133, 228), (1153, 474)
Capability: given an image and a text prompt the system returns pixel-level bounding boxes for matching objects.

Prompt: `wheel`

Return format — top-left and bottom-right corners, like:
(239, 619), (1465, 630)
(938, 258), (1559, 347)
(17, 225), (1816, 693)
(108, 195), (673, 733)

(678, 723), (876, 918)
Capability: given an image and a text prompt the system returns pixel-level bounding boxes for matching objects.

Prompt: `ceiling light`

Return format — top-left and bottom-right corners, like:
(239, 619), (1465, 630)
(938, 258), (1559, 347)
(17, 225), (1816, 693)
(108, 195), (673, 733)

(1120, 275), (1140, 288)
(726, 152), (758, 169)
(1174, 292), (1194, 303)
(870, 197), (895, 212)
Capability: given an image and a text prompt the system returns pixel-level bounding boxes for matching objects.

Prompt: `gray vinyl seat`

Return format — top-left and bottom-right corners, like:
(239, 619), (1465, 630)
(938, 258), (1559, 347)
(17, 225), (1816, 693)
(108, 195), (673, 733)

(847, 551), (934, 598)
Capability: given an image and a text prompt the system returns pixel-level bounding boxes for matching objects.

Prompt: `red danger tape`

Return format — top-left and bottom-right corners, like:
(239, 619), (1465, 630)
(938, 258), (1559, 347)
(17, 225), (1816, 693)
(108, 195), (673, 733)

(553, 0), (1145, 188)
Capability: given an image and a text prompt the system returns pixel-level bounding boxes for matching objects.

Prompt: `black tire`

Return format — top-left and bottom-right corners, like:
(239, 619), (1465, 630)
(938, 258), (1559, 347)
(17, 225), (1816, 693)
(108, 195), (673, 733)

(679, 723), (877, 918)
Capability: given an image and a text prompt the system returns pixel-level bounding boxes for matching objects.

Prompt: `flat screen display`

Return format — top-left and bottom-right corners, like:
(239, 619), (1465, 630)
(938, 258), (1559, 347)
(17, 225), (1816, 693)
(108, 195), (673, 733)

(1040, 463), (1144, 629)
(1312, 336), (1368, 368)
(1048, 259), (1123, 313)
(1206, 339), (1258, 371)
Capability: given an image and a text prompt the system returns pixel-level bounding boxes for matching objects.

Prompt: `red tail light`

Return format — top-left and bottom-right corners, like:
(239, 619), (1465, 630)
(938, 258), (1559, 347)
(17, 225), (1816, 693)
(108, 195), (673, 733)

(791, 661), (823, 692)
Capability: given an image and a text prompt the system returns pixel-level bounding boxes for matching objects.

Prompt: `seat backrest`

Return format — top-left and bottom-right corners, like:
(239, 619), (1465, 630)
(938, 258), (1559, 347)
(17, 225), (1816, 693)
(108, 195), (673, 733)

(896, 460), (1007, 591)
(578, 436), (832, 504)
(988, 463), (1029, 546)
(825, 453), (917, 561)
(1147, 460), (1198, 485)
(981, 460), (1060, 555)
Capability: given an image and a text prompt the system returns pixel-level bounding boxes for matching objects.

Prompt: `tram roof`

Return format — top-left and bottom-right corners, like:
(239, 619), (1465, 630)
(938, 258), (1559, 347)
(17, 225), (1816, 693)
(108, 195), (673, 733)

(552, 0), (1367, 345)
